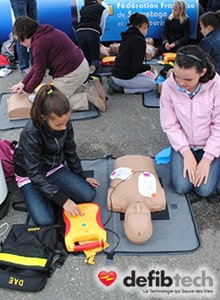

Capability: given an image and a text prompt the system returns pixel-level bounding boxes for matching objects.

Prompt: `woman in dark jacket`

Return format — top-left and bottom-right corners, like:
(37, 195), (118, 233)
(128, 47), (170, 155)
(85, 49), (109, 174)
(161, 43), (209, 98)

(14, 85), (99, 226)
(161, 1), (190, 53)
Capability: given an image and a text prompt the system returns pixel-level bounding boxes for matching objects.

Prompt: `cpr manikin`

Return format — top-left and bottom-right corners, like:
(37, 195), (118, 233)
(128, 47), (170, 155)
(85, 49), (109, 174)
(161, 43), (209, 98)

(107, 155), (166, 244)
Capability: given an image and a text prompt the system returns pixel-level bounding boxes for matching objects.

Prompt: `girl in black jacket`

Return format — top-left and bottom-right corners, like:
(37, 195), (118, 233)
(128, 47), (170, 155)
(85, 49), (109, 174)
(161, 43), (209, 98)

(107, 13), (156, 95)
(14, 84), (99, 225)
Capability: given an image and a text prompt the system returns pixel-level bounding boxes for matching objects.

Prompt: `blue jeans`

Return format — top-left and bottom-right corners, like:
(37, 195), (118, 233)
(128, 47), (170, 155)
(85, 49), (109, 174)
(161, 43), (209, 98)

(170, 147), (220, 197)
(20, 167), (96, 226)
(9, 0), (38, 70)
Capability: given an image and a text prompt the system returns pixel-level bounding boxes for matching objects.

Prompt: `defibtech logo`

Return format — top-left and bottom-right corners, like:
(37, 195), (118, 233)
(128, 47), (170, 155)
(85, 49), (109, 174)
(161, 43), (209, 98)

(98, 271), (117, 286)
(96, 268), (216, 297)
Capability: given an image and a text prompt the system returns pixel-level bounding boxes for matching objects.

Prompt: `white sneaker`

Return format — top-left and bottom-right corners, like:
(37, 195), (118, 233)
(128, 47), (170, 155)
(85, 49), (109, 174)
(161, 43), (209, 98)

(0, 68), (12, 78)
(89, 65), (96, 74)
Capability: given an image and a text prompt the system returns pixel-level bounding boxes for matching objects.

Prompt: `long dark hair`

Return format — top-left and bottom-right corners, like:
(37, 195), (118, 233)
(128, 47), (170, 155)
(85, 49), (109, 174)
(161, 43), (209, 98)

(200, 11), (220, 29)
(175, 45), (216, 82)
(13, 16), (39, 41)
(30, 84), (70, 126)
(127, 13), (149, 28)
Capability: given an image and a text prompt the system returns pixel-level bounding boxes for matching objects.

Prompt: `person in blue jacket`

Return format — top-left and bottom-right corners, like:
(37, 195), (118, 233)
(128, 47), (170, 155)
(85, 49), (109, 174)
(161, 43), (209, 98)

(206, 0), (220, 12)
(9, 0), (38, 75)
(199, 10), (220, 74)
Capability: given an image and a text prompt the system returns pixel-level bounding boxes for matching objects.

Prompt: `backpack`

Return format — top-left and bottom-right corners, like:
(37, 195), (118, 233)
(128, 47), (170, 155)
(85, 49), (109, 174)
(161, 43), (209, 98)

(0, 139), (17, 182)
(0, 139), (16, 219)
(0, 224), (67, 292)
(0, 54), (10, 68)
(1, 33), (15, 61)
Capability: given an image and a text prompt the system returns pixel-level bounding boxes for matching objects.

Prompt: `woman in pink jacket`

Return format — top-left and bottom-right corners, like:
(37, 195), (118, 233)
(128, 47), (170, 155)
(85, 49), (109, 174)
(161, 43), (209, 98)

(160, 45), (220, 199)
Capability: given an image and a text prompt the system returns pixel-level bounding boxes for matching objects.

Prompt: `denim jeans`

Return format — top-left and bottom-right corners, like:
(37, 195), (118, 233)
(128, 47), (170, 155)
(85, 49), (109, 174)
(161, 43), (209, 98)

(20, 167), (96, 226)
(170, 147), (220, 197)
(9, 0), (38, 70)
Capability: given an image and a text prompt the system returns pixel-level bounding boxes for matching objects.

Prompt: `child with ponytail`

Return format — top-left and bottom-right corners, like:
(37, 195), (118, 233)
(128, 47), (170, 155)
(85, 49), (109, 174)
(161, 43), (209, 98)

(14, 84), (99, 226)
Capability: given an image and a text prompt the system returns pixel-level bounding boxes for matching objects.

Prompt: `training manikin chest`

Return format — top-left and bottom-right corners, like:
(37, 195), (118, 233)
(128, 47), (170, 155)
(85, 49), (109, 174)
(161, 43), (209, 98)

(107, 155), (166, 244)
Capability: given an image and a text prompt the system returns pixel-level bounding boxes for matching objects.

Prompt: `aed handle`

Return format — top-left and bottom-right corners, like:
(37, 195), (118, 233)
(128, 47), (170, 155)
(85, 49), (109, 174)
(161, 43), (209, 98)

(73, 240), (104, 252)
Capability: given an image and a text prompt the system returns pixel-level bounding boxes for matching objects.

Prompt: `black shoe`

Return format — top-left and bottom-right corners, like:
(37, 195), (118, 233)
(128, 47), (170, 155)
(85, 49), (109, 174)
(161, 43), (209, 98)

(6, 63), (17, 70)
(107, 77), (124, 93)
(107, 86), (114, 95)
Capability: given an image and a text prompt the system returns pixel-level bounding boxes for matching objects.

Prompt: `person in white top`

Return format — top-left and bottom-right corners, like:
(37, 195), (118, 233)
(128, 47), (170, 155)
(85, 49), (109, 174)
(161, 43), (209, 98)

(98, 0), (109, 38)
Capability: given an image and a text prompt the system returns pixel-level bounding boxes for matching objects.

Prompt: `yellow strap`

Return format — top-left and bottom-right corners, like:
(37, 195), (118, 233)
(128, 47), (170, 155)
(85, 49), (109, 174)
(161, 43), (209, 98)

(0, 253), (47, 268)
(83, 242), (109, 265)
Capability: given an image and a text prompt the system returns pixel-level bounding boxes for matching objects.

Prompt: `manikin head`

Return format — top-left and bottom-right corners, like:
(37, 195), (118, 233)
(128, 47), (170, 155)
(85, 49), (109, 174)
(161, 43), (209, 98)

(124, 200), (153, 244)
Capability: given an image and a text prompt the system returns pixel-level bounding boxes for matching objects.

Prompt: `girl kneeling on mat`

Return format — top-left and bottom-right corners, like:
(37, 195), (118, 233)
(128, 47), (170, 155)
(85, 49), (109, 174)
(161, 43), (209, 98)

(13, 85), (99, 226)
(107, 13), (157, 95)
(160, 45), (220, 202)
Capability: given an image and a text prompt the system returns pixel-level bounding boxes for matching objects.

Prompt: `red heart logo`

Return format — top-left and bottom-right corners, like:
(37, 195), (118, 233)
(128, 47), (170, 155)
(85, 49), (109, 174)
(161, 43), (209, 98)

(98, 271), (117, 286)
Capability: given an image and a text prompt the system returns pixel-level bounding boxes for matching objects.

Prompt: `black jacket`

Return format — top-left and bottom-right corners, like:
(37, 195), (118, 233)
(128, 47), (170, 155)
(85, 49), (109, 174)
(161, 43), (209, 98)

(76, 1), (105, 35)
(14, 119), (84, 207)
(112, 27), (151, 79)
(162, 17), (190, 47)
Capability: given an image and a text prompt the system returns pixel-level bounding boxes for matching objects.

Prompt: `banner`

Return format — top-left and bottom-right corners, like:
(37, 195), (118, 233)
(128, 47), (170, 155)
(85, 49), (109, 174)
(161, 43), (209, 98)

(0, 0), (199, 45)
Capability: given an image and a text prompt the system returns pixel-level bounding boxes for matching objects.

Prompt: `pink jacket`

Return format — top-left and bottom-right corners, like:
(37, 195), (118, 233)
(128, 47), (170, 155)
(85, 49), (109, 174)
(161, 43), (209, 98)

(160, 72), (220, 161)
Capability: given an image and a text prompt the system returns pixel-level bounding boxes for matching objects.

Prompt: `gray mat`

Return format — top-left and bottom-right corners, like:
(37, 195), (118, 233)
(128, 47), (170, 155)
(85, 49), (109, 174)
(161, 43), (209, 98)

(82, 157), (201, 256)
(0, 93), (99, 130)
(94, 65), (112, 76)
(145, 58), (161, 65)
(142, 90), (160, 108)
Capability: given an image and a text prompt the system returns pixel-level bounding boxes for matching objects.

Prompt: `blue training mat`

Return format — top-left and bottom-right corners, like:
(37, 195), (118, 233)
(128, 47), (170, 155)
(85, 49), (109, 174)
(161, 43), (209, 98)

(142, 89), (160, 108)
(81, 157), (201, 256)
(94, 65), (112, 77)
(145, 58), (161, 65)
(25, 157), (200, 257)
(0, 93), (99, 130)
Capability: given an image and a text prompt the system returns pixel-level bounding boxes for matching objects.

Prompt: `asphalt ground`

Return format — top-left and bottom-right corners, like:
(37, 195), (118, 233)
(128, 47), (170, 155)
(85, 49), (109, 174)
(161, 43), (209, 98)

(0, 67), (219, 300)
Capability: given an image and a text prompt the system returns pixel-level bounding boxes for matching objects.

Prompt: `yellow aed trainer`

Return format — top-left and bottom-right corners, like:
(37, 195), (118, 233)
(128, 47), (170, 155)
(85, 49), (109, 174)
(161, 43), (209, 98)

(162, 52), (176, 64)
(62, 203), (109, 265)
(101, 56), (116, 66)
